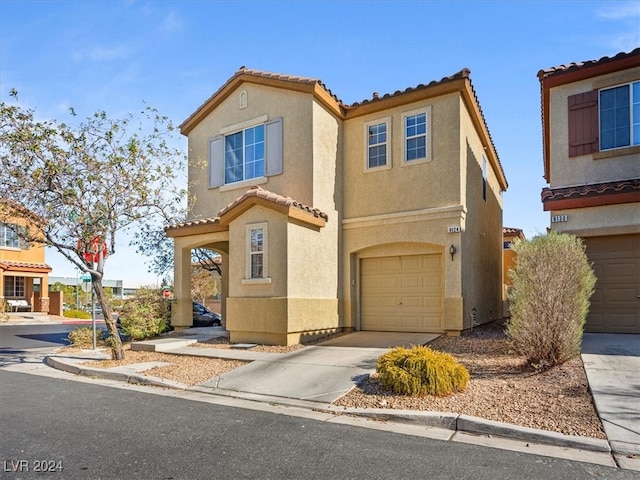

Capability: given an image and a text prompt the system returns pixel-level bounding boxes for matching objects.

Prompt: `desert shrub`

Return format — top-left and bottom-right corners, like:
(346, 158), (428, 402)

(507, 232), (596, 370)
(376, 345), (470, 396)
(63, 309), (91, 319)
(119, 287), (170, 340)
(67, 327), (107, 347)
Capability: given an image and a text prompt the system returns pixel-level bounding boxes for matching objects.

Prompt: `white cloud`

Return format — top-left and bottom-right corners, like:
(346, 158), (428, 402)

(597, 1), (640, 19)
(161, 11), (184, 33)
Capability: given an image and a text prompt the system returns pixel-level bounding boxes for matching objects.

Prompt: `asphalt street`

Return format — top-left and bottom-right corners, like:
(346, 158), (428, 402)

(1, 370), (636, 480)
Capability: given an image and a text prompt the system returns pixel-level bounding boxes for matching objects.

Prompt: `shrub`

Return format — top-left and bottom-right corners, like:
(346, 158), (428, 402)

(507, 232), (596, 370)
(376, 345), (470, 396)
(67, 327), (107, 347)
(119, 287), (171, 340)
(63, 309), (91, 319)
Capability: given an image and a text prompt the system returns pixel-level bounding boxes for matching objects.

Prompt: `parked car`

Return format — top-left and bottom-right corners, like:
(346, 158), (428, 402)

(192, 302), (222, 327)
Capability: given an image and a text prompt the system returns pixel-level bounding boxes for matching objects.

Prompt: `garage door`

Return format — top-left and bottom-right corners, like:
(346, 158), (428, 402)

(361, 254), (443, 332)
(585, 234), (640, 334)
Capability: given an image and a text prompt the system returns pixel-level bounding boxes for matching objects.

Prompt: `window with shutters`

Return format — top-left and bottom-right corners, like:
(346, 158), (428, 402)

(600, 81), (640, 150)
(209, 117), (283, 188)
(568, 90), (599, 157)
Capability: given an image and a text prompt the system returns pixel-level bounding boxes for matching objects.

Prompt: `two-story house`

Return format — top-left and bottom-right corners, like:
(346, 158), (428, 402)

(166, 67), (508, 345)
(538, 48), (640, 334)
(0, 200), (52, 313)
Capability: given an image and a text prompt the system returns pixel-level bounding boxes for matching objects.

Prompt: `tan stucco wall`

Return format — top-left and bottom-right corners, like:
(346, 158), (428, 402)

(547, 66), (640, 189)
(549, 203), (640, 237)
(459, 96), (504, 328)
(187, 83), (316, 220)
(342, 92), (462, 219)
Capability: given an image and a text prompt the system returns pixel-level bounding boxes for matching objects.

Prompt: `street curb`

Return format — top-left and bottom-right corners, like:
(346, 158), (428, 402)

(44, 355), (612, 454)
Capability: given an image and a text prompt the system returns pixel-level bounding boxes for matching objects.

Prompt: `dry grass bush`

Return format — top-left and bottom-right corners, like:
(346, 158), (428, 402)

(119, 287), (171, 340)
(507, 232), (596, 370)
(67, 327), (106, 348)
(376, 345), (470, 396)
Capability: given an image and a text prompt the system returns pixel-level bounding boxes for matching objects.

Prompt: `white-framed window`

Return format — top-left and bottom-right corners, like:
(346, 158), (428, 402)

(244, 222), (270, 283)
(364, 117), (391, 170)
(4, 276), (25, 297)
(600, 81), (640, 150)
(402, 106), (432, 164)
(0, 223), (21, 249)
(209, 117), (283, 189)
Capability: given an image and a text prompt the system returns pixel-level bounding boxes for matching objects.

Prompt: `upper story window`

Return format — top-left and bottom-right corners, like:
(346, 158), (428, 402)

(1, 222), (21, 249)
(402, 107), (431, 164)
(364, 117), (391, 170)
(568, 81), (639, 157)
(209, 117), (282, 189)
(225, 125), (265, 184)
(600, 81), (640, 150)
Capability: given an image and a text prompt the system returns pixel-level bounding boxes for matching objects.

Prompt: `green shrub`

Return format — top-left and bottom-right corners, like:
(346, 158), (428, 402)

(63, 309), (91, 319)
(507, 232), (596, 370)
(119, 287), (171, 340)
(376, 345), (470, 396)
(67, 327), (106, 347)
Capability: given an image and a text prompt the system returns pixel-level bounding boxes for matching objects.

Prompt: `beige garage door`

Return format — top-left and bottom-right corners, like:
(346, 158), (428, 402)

(585, 234), (640, 334)
(361, 254), (443, 332)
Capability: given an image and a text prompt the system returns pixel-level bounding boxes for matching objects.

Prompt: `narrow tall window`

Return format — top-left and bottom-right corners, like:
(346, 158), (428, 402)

(482, 156), (487, 201)
(405, 112), (427, 161)
(368, 122), (387, 168)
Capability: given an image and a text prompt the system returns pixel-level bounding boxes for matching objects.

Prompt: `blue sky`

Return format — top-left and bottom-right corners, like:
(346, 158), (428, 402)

(1, 0), (639, 287)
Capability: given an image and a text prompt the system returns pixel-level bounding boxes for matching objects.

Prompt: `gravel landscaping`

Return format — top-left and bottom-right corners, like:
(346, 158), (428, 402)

(74, 320), (606, 439)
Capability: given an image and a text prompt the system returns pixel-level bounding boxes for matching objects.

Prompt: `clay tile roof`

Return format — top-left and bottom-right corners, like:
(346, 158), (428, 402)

(541, 178), (640, 202)
(0, 261), (52, 271)
(503, 227), (524, 235)
(219, 186), (329, 221)
(537, 48), (640, 79)
(349, 68), (472, 107)
(164, 216), (221, 232)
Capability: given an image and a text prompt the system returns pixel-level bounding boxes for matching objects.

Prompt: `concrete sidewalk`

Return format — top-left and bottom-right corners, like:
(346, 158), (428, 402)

(581, 333), (640, 470)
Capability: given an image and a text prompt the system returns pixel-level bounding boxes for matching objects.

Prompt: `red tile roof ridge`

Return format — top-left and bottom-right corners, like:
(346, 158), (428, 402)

(0, 260), (52, 270)
(219, 185), (328, 221)
(537, 48), (640, 79)
(348, 68), (471, 107)
(164, 216), (220, 232)
(541, 178), (640, 201)
(236, 66), (343, 106)
(503, 227), (524, 235)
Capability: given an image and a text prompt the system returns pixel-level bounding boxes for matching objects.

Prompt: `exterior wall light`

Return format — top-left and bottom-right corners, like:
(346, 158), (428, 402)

(450, 244), (457, 261)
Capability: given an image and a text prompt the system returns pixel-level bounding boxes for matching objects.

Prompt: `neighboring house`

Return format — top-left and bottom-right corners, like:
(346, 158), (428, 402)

(502, 227), (525, 317)
(0, 201), (52, 313)
(538, 48), (640, 334)
(166, 67), (508, 345)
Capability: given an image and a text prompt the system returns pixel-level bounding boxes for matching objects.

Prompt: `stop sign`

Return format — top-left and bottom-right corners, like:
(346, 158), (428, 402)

(162, 289), (170, 299)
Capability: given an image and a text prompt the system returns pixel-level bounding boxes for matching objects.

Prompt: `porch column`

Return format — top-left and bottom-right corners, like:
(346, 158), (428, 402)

(172, 241), (192, 329)
(38, 274), (50, 313)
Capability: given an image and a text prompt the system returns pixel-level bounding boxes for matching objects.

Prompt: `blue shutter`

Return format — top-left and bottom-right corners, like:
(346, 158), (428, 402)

(209, 136), (224, 188)
(265, 118), (283, 177)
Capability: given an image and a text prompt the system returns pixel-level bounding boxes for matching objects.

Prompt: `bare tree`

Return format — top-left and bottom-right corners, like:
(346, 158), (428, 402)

(0, 95), (185, 359)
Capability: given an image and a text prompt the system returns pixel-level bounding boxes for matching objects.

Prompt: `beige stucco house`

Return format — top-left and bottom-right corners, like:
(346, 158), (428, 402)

(538, 48), (640, 334)
(166, 67), (508, 345)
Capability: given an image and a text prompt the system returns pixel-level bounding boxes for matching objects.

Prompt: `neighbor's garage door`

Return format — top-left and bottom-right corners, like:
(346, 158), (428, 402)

(585, 234), (640, 334)
(361, 254), (443, 332)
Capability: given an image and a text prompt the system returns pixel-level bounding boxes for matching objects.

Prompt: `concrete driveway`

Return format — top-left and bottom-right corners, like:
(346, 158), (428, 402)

(581, 333), (640, 466)
(202, 332), (439, 403)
